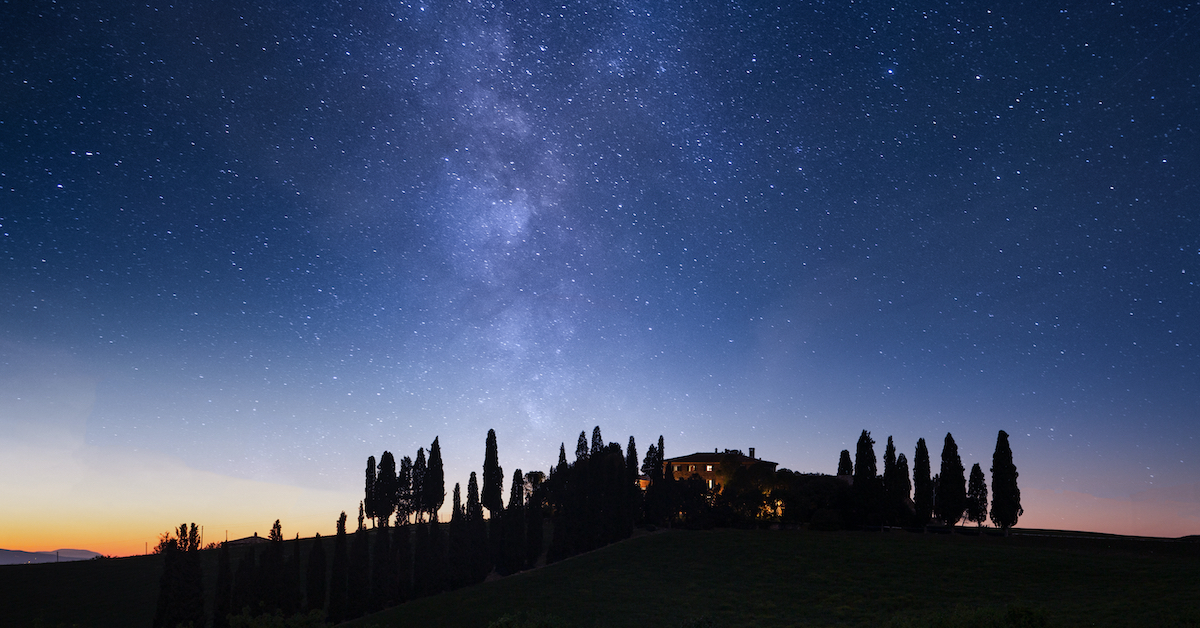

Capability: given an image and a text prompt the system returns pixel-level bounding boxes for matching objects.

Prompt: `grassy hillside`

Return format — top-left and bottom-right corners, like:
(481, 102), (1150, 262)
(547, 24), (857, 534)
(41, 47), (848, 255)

(2, 528), (1197, 627)
(346, 528), (1200, 628)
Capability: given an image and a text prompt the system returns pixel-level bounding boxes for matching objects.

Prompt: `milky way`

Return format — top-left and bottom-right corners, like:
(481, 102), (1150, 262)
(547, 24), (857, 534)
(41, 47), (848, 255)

(2, 0), (1198, 540)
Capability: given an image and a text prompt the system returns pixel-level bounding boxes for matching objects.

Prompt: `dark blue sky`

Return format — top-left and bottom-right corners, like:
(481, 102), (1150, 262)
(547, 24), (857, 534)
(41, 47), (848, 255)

(3, 0), (1198, 538)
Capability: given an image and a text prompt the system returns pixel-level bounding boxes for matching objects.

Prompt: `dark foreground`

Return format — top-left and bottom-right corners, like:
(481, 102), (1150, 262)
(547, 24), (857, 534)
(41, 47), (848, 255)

(2, 528), (1197, 627)
(346, 528), (1200, 628)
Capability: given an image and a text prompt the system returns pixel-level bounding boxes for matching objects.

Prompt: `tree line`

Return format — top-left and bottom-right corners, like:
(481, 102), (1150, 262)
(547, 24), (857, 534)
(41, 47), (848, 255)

(153, 426), (1021, 626)
(825, 429), (1023, 530)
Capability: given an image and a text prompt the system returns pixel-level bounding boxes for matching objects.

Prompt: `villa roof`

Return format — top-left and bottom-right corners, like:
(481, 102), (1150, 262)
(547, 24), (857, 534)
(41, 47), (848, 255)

(665, 450), (776, 466)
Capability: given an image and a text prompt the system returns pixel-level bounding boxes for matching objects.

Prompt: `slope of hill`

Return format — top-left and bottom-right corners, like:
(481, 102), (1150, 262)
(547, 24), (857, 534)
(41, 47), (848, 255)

(346, 528), (1200, 628)
(1, 528), (1197, 627)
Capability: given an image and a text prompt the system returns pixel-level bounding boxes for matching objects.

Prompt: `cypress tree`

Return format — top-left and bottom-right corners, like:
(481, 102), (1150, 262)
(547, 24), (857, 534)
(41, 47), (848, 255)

(853, 430), (882, 525)
(913, 438), (933, 526)
(575, 431), (589, 463)
(882, 436), (897, 491)
(305, 533), (326, 614)
(448, 482), (470, 589)
(556, 443), (568, 473)
(837, 449), (853, 476)
(624, 436), (639, 535)
(483, 429), (504, 517)
(397, 455), (414, 525)
(853, 430), (877, 485)
(641, 444), (660, 480)
(502, 468), (526, 574)
(990, 430), (1023, 531)
(466, 471), (490, 582)
(364, 455), (378, 527)
(656, 435), (675, 526)
(966, 463), (989, 526)
(327, 512), (349, 623)
(893, 452), (913, 523)
(412, 448), (427, 521)
(425, 437), (446, 521)
(935, 432), (966, 526)
(376, 451), (398, 526)
(213, 541), (233, 628)
(153, 524), (204, 628)
(882, 438), (908, 525)
(525, 471), (545, 568)
(590, 426), (603, 455)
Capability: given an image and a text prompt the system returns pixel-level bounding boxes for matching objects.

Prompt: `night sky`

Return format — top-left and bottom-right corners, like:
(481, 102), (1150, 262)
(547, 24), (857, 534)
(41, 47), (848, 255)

(3, 1), (1198, 553)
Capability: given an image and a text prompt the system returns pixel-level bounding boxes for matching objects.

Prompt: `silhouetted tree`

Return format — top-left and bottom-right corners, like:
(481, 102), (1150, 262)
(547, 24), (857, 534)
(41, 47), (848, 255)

(376, 451), (398, 525)
(641, 443), (660, 480)
(556, 442), (568, 472)
(882, 437), (910, 525)
(989, 430), (1023, 531)
(327, 512), (349, 623)
(525, 471), (545, 568)
(305, 533), (326, 614)
(502, 468), (526, 574)
(966, 463), (989, 526)
(466, 471), (489, 583)
(590, 426), (603, 456)
(412, 448), (428, 522)
(213, 541), (233, 628)
(153, 523), (204, 628)
(623, 436), (639, 537)
(425, 437), (445, 521)
(364, 455), (378, 527)
(575, 430), (589, 463)
(883, 436), (897, 475)
(655, 435), (677, 526)
(837, 449), (853, 476)
(448, 482), (470, 589)
(853, 430), (878, 486)
(913, 438), (934, 526)
(853, 430), (883, 525)
(483, 429), (504, 517)
(892, 452), (913, 524)
(935, 433), (966, 526)
(397, 455), (414, 525)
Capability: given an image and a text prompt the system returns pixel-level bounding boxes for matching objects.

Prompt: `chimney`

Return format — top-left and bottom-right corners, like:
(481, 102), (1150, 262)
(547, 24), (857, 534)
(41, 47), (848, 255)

(749, 447), (755, 459)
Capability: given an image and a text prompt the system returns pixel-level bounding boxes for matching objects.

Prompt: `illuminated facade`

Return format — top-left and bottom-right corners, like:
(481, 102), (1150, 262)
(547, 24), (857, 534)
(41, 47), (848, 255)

(663, 448), (777, 490)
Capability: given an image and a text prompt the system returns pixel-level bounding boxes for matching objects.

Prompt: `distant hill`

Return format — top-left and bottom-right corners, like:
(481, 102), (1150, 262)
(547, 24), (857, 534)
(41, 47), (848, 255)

(0, 548), (101, 565)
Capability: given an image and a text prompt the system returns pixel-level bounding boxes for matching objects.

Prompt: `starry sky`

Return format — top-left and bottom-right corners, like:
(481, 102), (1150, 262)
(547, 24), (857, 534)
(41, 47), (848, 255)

(3, 0), (1198, 553)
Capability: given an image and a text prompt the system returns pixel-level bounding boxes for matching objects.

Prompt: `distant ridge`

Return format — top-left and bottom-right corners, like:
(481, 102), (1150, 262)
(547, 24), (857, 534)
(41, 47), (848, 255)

(0, 549), (101, 566)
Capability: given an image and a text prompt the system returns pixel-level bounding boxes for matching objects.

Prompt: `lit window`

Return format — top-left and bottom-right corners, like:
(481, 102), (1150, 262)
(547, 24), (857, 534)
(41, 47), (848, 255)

(707, 479), (714, 488)
(689, 464), (695, 472)
(706, 464), (713, 472)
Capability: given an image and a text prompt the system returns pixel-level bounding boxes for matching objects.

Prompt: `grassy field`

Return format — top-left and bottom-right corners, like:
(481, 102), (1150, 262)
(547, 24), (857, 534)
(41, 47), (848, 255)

(2, 528), (1197, 627)
(346, 528), (1200, 628)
